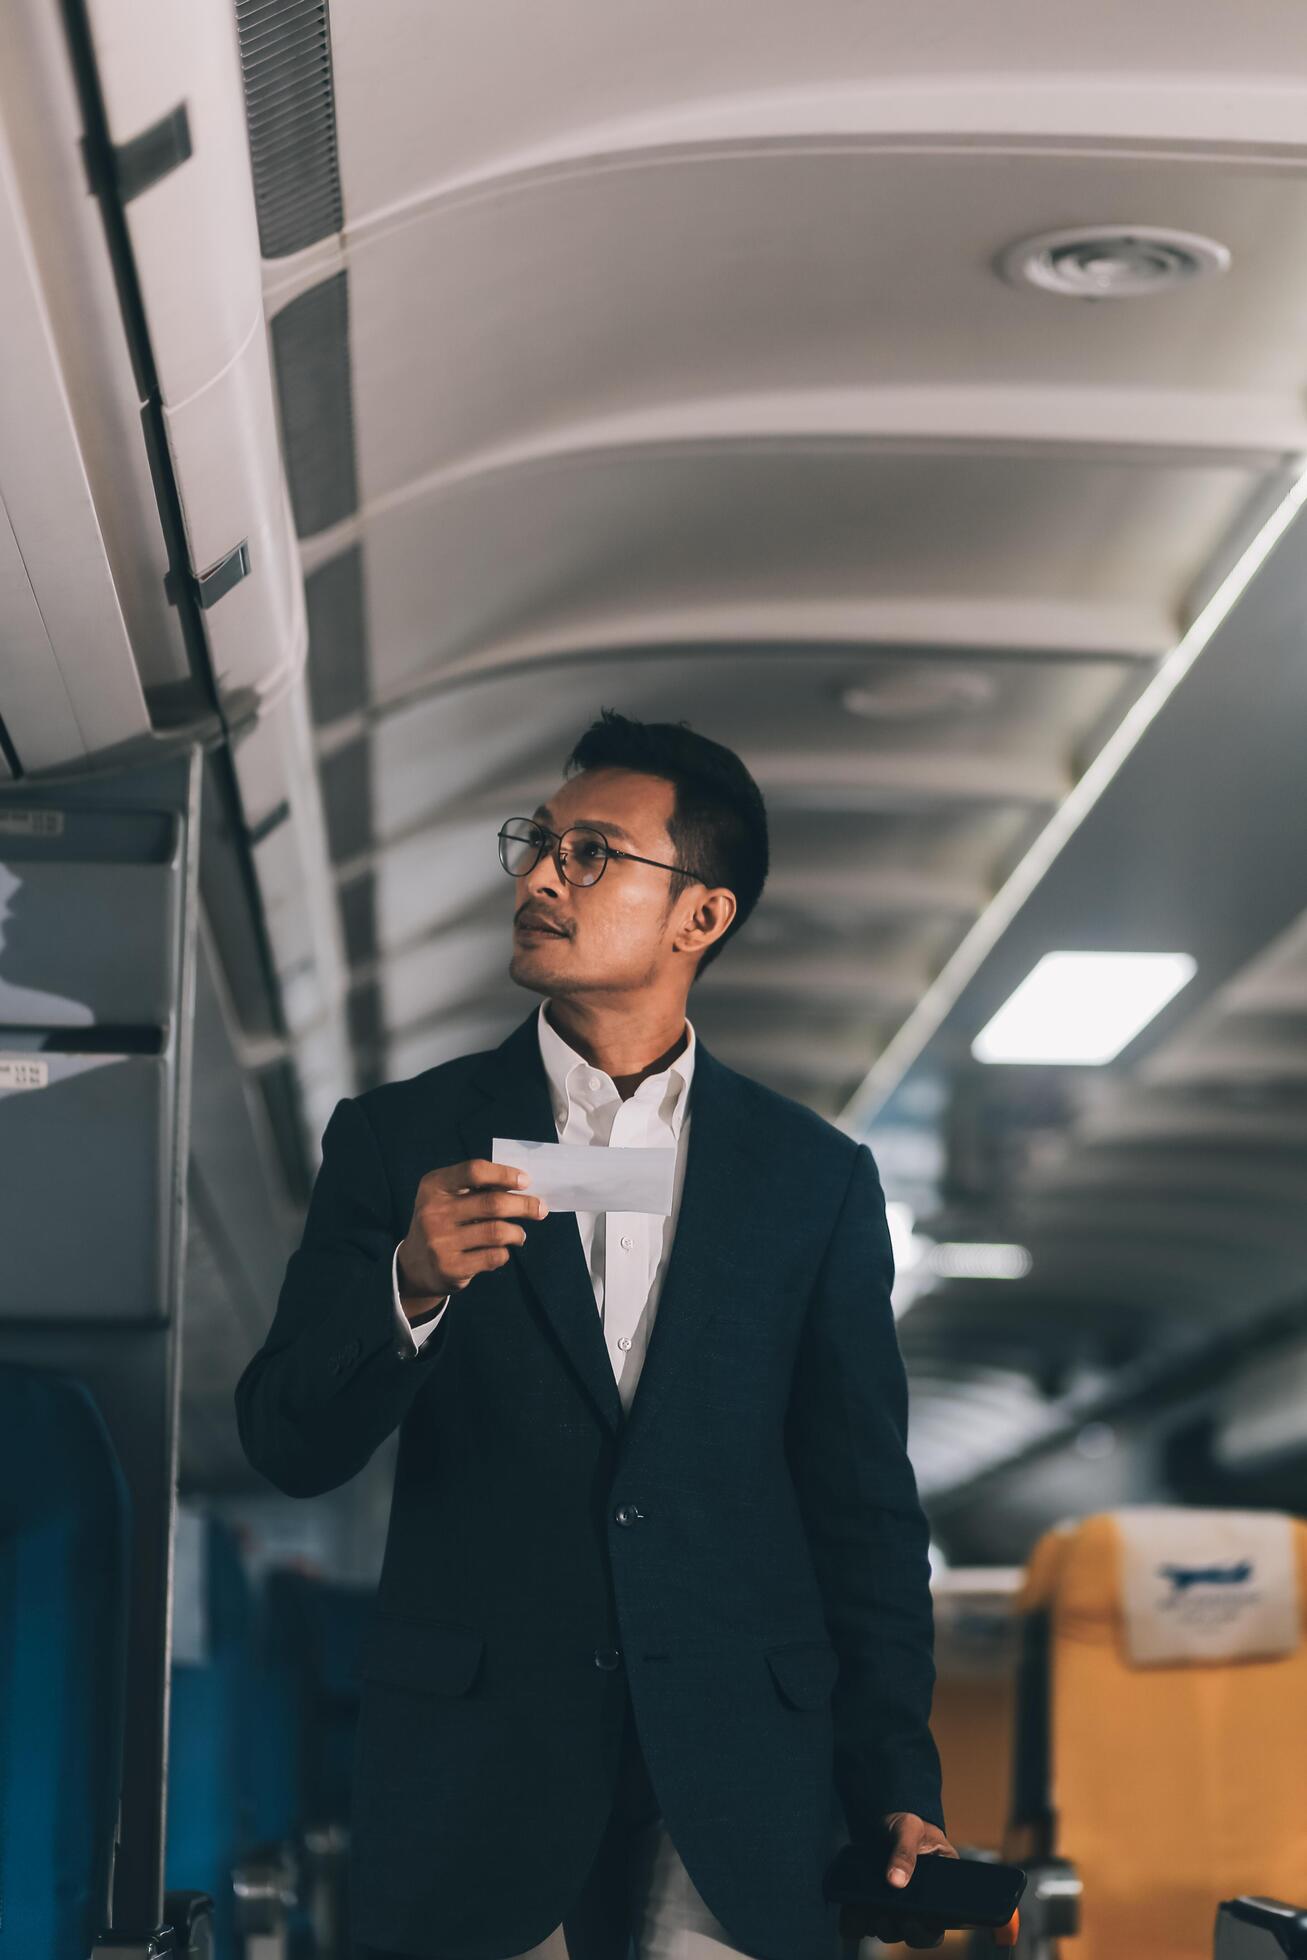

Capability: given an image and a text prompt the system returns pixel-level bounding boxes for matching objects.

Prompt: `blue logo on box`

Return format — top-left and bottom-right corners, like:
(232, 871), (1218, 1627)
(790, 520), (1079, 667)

(1158, 1559), (1253, 1595)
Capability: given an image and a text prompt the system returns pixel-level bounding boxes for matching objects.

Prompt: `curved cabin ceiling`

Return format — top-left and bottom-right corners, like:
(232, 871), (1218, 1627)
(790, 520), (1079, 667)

(216, 0), (1307, 1502)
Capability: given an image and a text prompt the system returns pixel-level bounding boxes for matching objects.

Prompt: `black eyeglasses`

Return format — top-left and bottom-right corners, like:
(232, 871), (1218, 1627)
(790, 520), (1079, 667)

(497, 817), (706, 889)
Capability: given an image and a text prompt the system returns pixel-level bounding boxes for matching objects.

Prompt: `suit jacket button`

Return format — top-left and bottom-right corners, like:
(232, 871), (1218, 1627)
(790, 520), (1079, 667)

(593, 1648), (622, 1670)
(614, 1504), (642, 1527)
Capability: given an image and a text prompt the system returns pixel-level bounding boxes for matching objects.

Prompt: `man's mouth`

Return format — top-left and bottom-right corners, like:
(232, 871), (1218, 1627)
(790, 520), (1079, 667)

(515, 915), (569, 939)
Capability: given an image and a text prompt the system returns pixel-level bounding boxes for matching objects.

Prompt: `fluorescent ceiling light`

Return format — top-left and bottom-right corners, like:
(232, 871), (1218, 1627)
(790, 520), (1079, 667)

(840, 463), (1307, 1131)
(928, 1241), (1033, 1281)
(972, 950), (1196, 1065)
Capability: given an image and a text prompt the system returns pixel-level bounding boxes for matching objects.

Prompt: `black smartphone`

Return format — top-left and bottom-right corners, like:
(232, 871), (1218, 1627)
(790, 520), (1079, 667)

(824, 1845), (1026, 1930)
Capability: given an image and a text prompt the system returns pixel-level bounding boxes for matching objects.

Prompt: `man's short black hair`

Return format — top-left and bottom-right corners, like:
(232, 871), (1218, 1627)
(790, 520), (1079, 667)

(565, 709), (769, 975)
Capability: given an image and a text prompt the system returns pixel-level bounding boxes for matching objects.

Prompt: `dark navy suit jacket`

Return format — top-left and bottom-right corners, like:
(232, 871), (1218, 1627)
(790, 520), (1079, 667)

(235, 1008), (943, 1960)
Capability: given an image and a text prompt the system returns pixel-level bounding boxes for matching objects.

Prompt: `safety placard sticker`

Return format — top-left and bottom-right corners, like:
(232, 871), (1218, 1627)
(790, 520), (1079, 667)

(0, 809), (64, 838)
(0, 1058), (50, 1090)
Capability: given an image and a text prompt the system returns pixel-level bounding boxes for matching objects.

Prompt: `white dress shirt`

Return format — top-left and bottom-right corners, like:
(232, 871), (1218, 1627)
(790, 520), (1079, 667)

(393, 1004), (695, 1414)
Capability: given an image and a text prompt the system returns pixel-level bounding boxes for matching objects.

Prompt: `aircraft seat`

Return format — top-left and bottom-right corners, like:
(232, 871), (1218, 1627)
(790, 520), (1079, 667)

(168, 1514), (299, 1958)
(0, 1366), (131, 1957)
(259, 1570), (372, 1960)
(167, 1514), (254, 1953)
(1214, 1898), (1307, 1958)
(1006, 1507), (1307, 1959)
(929, 1569), (1021, 1853)
(247, 1570), (318, 1887)
(301, 1580), (371, 1959)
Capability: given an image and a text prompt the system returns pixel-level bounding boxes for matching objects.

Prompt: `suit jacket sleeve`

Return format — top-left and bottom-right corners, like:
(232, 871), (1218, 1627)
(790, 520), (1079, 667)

(235, 1095), (451, 1496)
(785, 1140), (945, 1836)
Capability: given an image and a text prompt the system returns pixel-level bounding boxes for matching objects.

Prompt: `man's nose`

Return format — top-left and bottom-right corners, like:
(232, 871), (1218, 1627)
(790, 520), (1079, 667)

(522, 850), (563, 898)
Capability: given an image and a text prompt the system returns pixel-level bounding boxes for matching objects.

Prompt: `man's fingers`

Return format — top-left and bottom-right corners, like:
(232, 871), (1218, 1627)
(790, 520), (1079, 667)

(887, 1843), (917, 1888)
(435, 1173), (550, 1230)
(454, 1199), (550, 1249)
(884, 1812), (950, 1890)
(452, 1190), (549, 1223)
(430, 1158), (531, 1194)
(413, 1161), (552, 1296)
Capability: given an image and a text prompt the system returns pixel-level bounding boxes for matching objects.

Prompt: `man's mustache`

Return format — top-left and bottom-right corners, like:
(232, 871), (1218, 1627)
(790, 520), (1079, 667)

(513, 905), (568, 936)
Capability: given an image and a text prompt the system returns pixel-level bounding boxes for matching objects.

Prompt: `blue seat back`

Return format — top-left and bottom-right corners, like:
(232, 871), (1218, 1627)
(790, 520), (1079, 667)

(0, 1367), (130, 1960)
(246, 1614), (303, 1849)
(165, 1515), (254, 1954)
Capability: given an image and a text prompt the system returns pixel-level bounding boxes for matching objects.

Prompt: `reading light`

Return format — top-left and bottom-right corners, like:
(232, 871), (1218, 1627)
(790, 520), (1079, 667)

(838, 666), (996, 721)
(973, 950), (1196, 1065)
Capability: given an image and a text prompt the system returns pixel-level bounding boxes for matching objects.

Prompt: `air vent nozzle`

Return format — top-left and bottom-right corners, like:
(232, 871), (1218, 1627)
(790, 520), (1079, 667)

(1000, 226), (1231, 299)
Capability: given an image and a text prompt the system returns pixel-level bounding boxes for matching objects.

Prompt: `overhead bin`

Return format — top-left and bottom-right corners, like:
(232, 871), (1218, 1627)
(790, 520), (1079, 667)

(0, 0), (305, 779)
(0, 759), (197, 1322)
(0, 96), (154, 773)
(0, 829), (179, 1030)
(0, 1050), (173, 1320)
(0, 0), (344, 1161)
(81, 0), (306, 734)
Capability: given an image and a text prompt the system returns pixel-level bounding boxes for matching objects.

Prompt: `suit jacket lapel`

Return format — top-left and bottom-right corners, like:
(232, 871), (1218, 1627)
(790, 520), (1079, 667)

(457, 1010), (624, 1437)
(619, 1043), (758, 1453)
(454, 1012), (760, 1450)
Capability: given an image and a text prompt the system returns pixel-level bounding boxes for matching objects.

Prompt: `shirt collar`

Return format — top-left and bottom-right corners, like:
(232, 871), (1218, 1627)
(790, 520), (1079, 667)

(536, 1001), (695, 1134)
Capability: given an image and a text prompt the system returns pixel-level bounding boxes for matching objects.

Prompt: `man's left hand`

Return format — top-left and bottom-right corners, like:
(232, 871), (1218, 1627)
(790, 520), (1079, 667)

(872, 1810), (959, 1949)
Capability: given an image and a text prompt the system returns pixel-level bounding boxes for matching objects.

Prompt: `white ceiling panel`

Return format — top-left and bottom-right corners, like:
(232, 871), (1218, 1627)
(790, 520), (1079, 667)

(328, 0), (1307, 222)
(355, 450), (1254, 696)
(344, 153), (1307, 496)
(357, 652), (1139, 919)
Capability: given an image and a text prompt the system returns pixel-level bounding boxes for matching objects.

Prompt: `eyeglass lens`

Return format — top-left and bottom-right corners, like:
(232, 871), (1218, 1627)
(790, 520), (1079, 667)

(498, 820), (610, 887)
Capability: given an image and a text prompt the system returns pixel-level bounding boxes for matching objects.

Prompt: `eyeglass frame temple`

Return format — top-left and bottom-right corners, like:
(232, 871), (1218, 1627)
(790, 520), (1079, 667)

(498, 818), (708, 887)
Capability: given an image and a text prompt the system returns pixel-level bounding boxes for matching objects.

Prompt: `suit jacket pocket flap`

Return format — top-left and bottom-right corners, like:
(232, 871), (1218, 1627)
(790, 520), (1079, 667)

(361, 1615), (485, 1696)
(765, 1639), (839, 1710)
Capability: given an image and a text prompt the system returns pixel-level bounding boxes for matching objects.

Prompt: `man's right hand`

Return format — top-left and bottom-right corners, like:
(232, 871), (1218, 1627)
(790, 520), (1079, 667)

(396, 1159), (549, 1320)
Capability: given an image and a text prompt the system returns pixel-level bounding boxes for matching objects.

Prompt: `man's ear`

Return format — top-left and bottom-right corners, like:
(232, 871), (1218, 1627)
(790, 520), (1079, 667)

(676, 886), (736, 964)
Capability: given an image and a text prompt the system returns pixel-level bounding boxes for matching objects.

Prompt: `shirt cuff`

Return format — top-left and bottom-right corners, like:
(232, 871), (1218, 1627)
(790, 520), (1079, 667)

(392, 1241), (449, 1356)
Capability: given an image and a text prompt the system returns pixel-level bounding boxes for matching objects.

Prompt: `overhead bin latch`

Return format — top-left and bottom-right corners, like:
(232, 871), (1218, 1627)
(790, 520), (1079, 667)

(165, 539), (251, 613)
(84, 102), (193, 206)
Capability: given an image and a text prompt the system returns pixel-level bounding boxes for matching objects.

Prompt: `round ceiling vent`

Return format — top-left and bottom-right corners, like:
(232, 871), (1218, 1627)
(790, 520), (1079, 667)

(838, 663), (997, 721)
(1000, 225), (1231, 299)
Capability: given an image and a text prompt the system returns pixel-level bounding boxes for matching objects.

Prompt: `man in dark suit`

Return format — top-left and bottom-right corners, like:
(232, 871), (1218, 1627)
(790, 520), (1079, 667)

(235, 711), (953, 1960)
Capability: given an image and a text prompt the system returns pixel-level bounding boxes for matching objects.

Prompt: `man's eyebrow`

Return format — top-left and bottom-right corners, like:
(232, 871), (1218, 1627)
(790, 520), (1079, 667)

(532, 805), (635, 843)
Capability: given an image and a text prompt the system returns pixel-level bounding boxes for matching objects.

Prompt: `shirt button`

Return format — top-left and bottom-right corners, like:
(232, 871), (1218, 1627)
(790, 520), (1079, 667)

(617, 1336), (632, 1352)
(587, 1074), (602, 1092)
(620, 1234), (634, 1251)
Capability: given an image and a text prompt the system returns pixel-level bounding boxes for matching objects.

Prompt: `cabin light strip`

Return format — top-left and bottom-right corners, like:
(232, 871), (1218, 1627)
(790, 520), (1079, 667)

(927, 1241), (1033, 1282)
(840, 460), (1307, 1132)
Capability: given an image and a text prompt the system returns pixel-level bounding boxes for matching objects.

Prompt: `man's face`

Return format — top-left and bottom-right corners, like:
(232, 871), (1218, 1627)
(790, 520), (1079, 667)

(507, 767), (697, 998)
